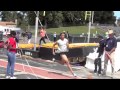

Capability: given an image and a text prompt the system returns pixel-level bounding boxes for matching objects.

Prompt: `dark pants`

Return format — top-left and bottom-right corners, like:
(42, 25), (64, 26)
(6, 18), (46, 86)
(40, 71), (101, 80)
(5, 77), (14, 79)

(94, 57), (101, 74)
(53, 37), (56, 42)
(39, 37), (46, 45)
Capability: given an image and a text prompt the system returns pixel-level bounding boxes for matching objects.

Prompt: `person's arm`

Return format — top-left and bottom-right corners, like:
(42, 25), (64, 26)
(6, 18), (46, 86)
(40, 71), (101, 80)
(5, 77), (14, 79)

(52, 42), (58, 55)
(7, 44), (16, 50)
(7, 40), (19, 50)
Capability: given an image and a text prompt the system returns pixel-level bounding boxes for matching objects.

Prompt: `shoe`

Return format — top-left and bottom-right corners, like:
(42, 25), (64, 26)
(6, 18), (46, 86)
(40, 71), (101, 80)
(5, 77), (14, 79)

(73, 73), (77, 77)
(94, 70), (97, 75)
(102, 72), (106, 76)
(94, 73), (97, 75)
(98, 71), (101, 76)
(6, 76), (11, 79)
(98, 74), (101, 76)
(10, 76), (17, 79)
(52, 58), (55, 62)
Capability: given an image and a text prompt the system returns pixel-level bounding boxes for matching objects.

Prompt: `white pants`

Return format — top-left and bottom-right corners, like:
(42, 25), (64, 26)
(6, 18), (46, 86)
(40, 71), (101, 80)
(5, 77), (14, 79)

(103, 51), (115, 74)
(28, 39), (31, 44)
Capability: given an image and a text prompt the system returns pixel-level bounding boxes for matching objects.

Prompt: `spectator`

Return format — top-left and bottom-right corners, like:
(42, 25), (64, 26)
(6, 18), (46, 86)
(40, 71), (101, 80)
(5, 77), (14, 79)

(5, 31), (19, 79)
(103, 29), (117, 77)
(94, 35), (105, 76)
(66, 31), (70, 43)
(15, 32), (20, 55)
(27, 32), (32, 44)
(39, 27), (46, 46)
(53, 32), (57, 42)
(15, 32), (20, 48)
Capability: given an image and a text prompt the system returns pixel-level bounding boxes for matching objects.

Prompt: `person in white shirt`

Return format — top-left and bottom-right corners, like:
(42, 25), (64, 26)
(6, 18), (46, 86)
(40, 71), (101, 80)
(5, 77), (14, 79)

(52, 32), (77, 77)
(53, 32), (57, 42)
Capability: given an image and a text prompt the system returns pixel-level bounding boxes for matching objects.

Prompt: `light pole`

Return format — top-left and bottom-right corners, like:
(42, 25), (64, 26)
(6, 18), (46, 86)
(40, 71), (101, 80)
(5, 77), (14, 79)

(87, 14), (92, 43)
(91, 11), (94, 25)
(34, 11), (39, 51)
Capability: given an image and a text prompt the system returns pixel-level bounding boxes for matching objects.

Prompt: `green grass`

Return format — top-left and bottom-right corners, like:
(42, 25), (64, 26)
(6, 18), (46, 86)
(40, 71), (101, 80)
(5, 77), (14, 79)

(46, 26), (105, 34)
(31, 26), (105, 35)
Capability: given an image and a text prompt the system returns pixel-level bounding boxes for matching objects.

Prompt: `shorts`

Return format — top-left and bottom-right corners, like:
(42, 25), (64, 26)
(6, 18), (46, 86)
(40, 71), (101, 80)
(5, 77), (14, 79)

(55, 52), (68, 60)
(58, 52), (68, 56)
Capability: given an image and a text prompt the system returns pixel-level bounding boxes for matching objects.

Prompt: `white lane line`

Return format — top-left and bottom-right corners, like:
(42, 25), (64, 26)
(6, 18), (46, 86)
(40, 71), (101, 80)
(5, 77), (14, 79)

(0, 59), (73, 77)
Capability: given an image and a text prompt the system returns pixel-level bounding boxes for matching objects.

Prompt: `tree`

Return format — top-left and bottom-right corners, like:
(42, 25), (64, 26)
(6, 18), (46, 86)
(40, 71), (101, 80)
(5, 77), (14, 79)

(1, 11), (15, 21)
(27, 11), (36, 25)
(94, 11), (116, 24)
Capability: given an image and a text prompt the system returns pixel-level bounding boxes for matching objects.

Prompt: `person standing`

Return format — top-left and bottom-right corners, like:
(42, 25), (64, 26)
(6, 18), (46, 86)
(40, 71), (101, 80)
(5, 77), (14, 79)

(53, 32), (57, 42)
(63, 31), (67, 38)
(5, 31), (19, 79)
(52, 32), (77, 78)
(15, 32), (20, 55)
(39, 27), (46, 46)
(27, 32), (32, 44)
(66, 31), (70, 41)
(94, 35), (105, 76)
(103, 29), (117, 76)
(15, 32), (20, 48)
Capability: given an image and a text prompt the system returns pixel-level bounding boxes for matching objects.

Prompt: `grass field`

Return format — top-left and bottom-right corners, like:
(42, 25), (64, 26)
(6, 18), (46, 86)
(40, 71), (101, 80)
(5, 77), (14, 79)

(31, 26), (105, 35)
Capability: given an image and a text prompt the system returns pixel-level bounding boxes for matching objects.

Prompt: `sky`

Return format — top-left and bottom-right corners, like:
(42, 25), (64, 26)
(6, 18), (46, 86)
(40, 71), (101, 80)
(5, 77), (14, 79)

(114, 11), (120, 19)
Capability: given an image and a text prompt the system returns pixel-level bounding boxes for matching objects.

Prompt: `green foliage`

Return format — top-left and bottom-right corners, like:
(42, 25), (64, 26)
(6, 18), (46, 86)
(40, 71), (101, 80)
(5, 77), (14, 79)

(94, 11), (116, 24)
(0, 11), (116, 28)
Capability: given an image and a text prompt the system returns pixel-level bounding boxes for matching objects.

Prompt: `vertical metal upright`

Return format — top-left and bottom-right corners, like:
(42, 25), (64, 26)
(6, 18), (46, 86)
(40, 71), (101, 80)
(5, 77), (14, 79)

(34, 11), (39, 51)
(85, 11), (92, 43)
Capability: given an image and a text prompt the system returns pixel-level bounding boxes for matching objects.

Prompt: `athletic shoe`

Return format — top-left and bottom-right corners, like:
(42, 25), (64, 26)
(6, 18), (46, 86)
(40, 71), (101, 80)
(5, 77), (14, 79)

(10, 76), (17, 79)
(6, 76), (11, 79)
(52, 58), (55, 62)
(73, 73), (77, 77)
(98, 74), (101, 76)
(102, 71), (106, 76)
(94, 73), (97, 75)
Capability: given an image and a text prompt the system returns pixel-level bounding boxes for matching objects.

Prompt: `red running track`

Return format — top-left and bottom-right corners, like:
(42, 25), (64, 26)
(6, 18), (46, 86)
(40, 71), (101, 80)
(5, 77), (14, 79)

(0, 60), (79, 79)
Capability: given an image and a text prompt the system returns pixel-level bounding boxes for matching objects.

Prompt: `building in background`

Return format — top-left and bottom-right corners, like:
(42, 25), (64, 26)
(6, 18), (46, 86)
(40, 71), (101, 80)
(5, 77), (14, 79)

(0, 21), (17, 28)
(0, 21), (21, 35)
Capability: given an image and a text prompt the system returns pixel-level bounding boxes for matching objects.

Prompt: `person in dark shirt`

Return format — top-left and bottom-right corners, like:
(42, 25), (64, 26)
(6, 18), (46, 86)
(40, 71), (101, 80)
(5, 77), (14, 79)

(27, 32), (32, 44)
(94, 35), (105, 76)
(66, 31), (70, 42)
(53, 32), (57, 42)
(103, 30), (117, 76)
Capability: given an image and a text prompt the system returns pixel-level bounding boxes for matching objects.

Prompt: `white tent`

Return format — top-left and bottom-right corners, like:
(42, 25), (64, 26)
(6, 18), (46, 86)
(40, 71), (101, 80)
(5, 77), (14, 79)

(0, 25), (21, 35)
(0, 26), (10, 35)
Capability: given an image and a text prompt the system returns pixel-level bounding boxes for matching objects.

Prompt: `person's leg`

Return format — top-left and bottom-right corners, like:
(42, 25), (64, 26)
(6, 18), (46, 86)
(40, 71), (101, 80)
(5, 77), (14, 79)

(55, 37), (56, 42)
(103, 54), (108, 75)
(10, 52), (16, 77)
(53, 37), (55, 42)
(110, 52), (115, 75)
(6, 52), (11, 76)
(60, 54), (75, 76)
(28, 39), (30, 44)
(98, 58), (101, 74)
(29, 38), (31, 44)
(53, 54), (65, 65)
(56, 59), (65, 65)
(28, 39), (29, 44)
(94, 58), (98, 73)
